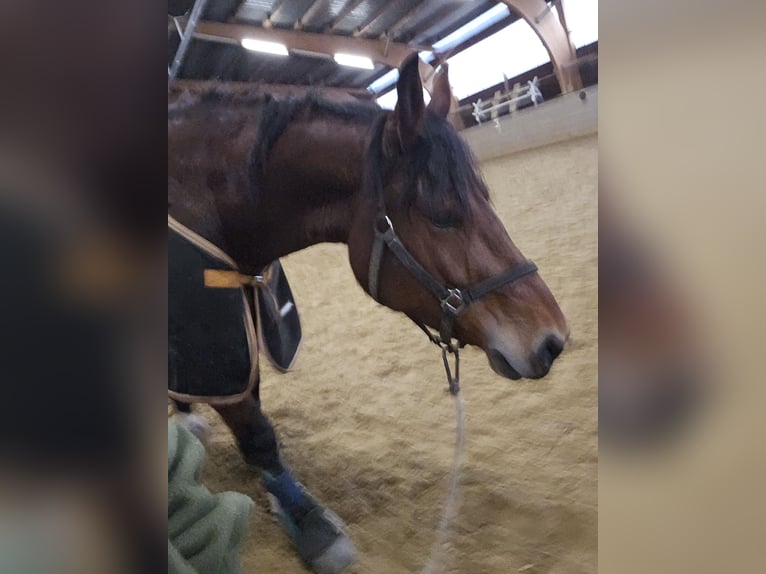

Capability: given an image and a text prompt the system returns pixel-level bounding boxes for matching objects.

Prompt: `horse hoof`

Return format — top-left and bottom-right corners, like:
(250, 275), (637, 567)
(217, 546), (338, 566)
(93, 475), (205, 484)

(310, 531), (357, 574)
(268, 494), (357, 574)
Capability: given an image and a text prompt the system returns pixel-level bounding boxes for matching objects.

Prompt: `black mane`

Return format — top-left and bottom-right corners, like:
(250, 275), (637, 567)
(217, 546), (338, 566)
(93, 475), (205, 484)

(170, 89), (486, 223)
(170, 88), (379, 150)
(170, 88), (381, 202)
(251, 93), (381, 186)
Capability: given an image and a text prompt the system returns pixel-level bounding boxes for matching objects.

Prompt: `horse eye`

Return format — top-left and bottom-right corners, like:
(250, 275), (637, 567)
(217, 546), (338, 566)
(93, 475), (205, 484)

(430, 217), (461, 230)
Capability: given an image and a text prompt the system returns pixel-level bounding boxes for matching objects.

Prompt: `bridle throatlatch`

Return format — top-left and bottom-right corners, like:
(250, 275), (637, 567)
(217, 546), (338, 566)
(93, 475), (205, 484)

(367, 213), (538, 395)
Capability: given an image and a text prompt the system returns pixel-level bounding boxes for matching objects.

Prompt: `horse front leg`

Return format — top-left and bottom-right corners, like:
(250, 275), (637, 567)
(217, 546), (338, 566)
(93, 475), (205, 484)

(212, 391), (282, 473)
(212, 376), (357, 574)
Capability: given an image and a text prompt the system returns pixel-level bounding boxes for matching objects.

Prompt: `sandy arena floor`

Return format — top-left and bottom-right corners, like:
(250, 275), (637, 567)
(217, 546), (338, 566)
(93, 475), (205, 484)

(196, 133), (598, 574)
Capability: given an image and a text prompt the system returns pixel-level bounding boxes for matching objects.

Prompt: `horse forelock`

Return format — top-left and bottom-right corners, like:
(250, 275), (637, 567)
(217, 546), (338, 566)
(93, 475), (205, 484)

(364, 110), (488, 226)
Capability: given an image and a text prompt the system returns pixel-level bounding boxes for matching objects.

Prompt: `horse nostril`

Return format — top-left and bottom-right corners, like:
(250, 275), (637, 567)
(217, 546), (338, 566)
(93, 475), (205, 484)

(535, 335), (564, 375)
(545, 335), (564, 361)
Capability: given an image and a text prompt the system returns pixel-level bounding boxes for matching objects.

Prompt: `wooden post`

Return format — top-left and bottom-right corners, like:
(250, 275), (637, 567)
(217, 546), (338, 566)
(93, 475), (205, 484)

(510, 82), (522, 114)
(491, 90), (502, 122)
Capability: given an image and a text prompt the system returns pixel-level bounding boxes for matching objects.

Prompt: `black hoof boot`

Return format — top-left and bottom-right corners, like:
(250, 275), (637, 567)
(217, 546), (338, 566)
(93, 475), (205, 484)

(262, 470), (356, 574)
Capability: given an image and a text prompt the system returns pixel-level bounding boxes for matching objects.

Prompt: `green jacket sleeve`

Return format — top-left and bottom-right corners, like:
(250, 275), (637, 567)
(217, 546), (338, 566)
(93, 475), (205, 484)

(168, 419), (254, 574)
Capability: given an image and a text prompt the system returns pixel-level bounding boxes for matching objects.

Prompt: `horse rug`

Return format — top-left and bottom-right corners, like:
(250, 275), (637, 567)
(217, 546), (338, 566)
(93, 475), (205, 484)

(168, 216), (302, 404)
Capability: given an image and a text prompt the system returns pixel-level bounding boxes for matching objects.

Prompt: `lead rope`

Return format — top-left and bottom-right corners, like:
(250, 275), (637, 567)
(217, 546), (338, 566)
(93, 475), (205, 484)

(418, 338), (466, 574)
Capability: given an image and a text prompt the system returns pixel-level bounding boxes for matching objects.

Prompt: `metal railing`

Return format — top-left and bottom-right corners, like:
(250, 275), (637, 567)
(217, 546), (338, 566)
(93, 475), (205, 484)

(471, 76), (543, 126)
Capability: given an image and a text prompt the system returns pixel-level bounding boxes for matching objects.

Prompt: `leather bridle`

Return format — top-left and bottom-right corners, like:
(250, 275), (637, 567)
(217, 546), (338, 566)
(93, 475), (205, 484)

(367, 211), (538, 394)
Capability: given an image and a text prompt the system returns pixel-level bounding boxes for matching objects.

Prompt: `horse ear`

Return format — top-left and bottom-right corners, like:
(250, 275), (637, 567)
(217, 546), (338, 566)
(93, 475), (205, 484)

(392, 53), (425, 148)
(427, 63), (452, 119)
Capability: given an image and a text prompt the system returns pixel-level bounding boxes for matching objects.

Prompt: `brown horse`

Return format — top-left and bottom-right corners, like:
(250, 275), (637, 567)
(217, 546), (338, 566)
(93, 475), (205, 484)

(168, 54), (568, 573)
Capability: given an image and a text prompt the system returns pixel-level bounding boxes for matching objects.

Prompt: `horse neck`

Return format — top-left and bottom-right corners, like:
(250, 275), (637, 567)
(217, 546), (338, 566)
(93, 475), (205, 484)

(251, 116), (370, 264)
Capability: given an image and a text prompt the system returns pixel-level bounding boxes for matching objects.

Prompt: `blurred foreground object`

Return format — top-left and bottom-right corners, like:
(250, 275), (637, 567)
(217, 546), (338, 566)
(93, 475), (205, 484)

(599, 188), (708, 446)
(0, 168), (164, 573)
(600, 0), (765, 572)
(0, 2), (165, 573)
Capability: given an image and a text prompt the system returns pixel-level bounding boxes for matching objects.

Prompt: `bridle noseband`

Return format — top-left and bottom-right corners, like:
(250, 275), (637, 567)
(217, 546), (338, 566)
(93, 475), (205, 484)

(367, 212), (537, 394)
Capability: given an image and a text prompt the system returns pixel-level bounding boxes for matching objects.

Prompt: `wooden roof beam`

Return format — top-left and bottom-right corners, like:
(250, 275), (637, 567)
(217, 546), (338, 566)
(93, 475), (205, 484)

(297, 0), (331, 29)
(266, 0), (288, 22)
(387, 0), (434, 40)
(190, 19), (426, 68)
(352, 0), (399, 37)
(328, 0), (367, 32)
(499, 0), (582, 93)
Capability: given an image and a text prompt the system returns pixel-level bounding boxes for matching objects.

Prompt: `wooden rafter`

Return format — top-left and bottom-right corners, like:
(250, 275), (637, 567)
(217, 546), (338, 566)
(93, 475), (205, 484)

(500, 0), (582, 92)
(387, 0), (433, 40)
(555, 0), (573, 46)
(189, 19), (426, 68)
(298, 0), (330, 28)
(328, 0), (366, 31)
(352, 1), (395, 37)
(267, 0), (287, 21)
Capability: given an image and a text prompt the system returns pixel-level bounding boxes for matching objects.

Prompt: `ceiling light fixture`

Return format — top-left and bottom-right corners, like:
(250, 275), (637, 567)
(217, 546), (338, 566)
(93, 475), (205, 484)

(333, 53), (375, 70)
(241, 38), (289, 56)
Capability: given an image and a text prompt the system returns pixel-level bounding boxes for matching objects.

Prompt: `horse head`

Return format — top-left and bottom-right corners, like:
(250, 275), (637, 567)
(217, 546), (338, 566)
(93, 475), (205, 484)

(349, 54), (569, 380)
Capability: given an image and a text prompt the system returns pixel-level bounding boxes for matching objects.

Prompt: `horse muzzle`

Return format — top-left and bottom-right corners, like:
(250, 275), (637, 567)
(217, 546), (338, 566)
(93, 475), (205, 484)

(487, 333), (566, 380)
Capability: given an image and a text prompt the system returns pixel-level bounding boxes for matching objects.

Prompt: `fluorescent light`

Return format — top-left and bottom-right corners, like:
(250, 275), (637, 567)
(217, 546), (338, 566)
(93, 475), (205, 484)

(432, 3), (510, 53)
(368, 68), (399, 94)
(241, 38), (289, 56)
(334, 53), (374, 70)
